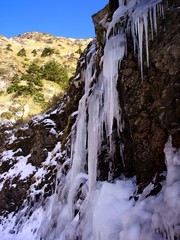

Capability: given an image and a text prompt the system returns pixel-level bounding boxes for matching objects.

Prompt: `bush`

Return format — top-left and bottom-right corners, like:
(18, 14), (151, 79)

(7, 84), (31, 96)
(11, 74), (20, 84)
(0, 68), (5, 76)
(41, 47), (54, 57)
(33, 92), (45, 103)
(17, 48), (26, 57)
(26, 63), (40, 75)
(0, 90), (4, 95)
(6, 44), (13, 51)
(75, 47), (82, 54)
(7, 72), (43, 97)
(21, 74), (43, 89)
(31, 49), (37, 56)
(1, 111), (13, 120)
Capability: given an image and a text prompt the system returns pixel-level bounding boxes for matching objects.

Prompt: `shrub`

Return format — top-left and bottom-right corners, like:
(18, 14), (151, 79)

(41, 47), (54, 57)
(0, 68), (5, 76)
(75, 47), (82, 54)
(6, 44), (13, 51)
(1, 111), (13, 120)
(11, 74), (20, 84)
(31, 49), (37, 56)
(21, 74), (43, 89)
(26, 63), (40, 75)
(33, 92), (45, 103)
(7, 84), (31, 96)
(17, 48), (26, 57)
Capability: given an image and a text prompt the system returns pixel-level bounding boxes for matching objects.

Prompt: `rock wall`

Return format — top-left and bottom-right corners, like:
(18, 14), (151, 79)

(119, 2), (180, 191)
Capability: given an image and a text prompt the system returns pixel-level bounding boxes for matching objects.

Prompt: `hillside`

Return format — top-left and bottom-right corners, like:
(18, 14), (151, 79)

(0, 32), (91, 121)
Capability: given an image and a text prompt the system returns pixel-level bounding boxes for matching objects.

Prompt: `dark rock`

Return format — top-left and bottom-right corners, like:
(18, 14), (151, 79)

(117, 5), (180, 190)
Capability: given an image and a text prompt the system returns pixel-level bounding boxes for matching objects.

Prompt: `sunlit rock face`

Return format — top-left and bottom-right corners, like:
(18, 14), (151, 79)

(0, 0), (179, 239)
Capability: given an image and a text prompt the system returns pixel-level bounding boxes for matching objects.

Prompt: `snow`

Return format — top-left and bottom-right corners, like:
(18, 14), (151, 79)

(14, 158), (35, 180)
(0, 153), (35, 182)
(42, 118), (56, 126)
(0, 207), (44, 240)
(91, 180), (134, 240)
(118, 137), (180, 240)
(0, 138), (179, 239)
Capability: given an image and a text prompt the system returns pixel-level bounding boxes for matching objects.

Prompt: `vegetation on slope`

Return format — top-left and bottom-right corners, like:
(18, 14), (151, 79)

(0, 32), (92, 121)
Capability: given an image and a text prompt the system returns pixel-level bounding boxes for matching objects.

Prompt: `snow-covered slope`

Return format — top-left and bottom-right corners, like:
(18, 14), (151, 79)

(0, 0), (179, 239)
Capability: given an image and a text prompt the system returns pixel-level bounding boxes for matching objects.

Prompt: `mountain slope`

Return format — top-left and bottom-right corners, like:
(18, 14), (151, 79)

(0, 32), (91, 121)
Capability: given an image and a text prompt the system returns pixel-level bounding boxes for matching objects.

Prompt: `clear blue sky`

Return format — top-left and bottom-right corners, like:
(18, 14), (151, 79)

(0, 0), (108, 39)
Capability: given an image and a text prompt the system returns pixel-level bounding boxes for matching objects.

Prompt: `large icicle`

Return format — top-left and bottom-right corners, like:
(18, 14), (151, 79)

(87, 85), (100, 192)
(67, 41), (97, 217)
(103, 34), (125, 146)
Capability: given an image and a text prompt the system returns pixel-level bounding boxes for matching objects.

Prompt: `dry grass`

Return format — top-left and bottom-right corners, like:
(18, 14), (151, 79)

(0, 32), (92, 121)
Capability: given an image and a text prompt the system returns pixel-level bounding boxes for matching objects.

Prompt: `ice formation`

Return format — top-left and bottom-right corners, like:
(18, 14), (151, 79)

(0, 0), (179, 240)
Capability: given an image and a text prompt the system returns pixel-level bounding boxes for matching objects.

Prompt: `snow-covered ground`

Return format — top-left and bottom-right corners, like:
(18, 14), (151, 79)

(0, 137), (179, 239)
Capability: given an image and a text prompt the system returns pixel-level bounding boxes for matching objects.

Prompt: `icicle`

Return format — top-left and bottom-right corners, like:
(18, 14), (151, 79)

(149, 7), (154, 40)
(70, 96), (87, 183)
(85, 42), (96, 93)
(103, 35), (125, 143)
(143, 12), (149, 67)
(131, 19), (137, 55)
(137, 16), (144, 79)
(87, 87), (100, 192)
(153, 5), (157, 34)
(67, 41), (97, 218)
(161, 4), (164, 18)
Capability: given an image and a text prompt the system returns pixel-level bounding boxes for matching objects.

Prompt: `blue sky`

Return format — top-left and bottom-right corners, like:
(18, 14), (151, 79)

(0, 0), (108, 39)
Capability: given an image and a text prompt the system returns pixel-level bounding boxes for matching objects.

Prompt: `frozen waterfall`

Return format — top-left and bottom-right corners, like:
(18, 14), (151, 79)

(0, 0), (179, 240)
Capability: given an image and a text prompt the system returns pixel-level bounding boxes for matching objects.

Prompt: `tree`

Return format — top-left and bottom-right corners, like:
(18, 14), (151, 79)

(40, 60), (69, 87)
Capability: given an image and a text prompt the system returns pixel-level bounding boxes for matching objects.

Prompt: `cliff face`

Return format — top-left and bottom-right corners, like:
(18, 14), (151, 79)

(118, 2), (180, 190)
(0, 1), (179, 239)
(93, 0), (180, 190)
